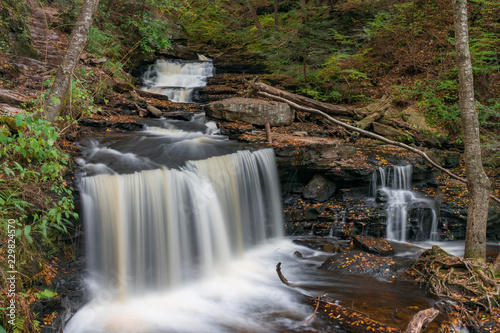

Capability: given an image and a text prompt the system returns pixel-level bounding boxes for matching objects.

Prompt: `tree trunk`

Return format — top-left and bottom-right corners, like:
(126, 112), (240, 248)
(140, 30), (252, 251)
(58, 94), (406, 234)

(299, 0), (308, 12)
(44, 0), (99, 123)
(247, 0), (263, 36)
(453, 0), (491, 259)
(274, 0), (279, 27)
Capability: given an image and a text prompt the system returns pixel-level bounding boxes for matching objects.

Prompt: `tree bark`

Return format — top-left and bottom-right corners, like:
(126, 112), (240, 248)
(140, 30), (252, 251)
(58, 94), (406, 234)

(247, 0), (263, 36)
(453, 0), (491, 259)
(274, 0), (279, 27)
(299, 0), (308, 13)
(44, 0), (99, 123)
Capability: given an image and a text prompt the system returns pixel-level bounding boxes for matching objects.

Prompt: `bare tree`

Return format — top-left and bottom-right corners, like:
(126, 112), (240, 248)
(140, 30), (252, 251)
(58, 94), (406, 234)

(44, 0), (99, 123)
(247, 0), (263, 36)
(453, 0), (491, 259)
(274, 0), (279, 27)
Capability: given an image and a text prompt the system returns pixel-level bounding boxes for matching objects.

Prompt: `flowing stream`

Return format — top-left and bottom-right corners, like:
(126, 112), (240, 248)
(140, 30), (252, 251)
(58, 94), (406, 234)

(65, 61), (473, 332)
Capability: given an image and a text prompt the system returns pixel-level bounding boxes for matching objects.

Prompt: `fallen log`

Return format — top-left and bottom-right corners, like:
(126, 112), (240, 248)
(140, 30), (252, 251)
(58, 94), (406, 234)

(135, 88), (171, 101)
(249, 81), (353, 117)
(253, 89), (500, 205)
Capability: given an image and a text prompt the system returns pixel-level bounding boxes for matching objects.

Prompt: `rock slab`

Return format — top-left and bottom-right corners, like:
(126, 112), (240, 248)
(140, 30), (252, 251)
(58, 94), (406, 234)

(205, 97), (294, 126)
(352, 235), (395, 256)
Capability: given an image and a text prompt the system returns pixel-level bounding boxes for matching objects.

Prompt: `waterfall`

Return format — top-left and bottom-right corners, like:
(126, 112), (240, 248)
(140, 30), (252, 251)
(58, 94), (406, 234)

(371, 165), (438, 242)
(80, 148), (283, 298)
(141, 56), (214, 103)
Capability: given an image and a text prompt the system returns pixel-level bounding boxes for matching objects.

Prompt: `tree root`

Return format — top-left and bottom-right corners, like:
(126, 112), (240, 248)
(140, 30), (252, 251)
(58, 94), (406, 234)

(408, 246), (500, 314)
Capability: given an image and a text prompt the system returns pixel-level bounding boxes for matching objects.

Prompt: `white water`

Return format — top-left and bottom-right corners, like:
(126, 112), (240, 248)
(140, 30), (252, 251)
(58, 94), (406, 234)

(79, 148), (283, 298)
(371, 165), (438, 242)
(141, 56), (214, 103)
(64, 239), (327, 333)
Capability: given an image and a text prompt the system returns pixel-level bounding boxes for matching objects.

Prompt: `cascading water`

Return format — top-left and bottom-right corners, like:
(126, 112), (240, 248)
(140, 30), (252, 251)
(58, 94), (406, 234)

(371, 165), (438, 242)
(78, 130), (283, 296)
(141, 55), (214, 103)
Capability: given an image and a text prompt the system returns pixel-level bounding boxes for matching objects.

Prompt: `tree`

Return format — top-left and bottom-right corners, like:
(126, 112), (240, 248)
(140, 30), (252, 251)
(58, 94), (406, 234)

(453, 0), (491, 259)
(44, 0), (99, 123)
(247, 0), (263, 36)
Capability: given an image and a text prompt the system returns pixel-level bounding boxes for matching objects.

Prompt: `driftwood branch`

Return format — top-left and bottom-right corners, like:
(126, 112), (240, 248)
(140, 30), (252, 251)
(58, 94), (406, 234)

(276, 262), (294, 287)
(405, 308), (440, 333)
(250, 86), (500, 205)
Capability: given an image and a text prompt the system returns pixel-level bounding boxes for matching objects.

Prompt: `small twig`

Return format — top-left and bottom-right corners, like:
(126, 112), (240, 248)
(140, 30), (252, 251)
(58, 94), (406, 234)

(303, 294), (327, 325)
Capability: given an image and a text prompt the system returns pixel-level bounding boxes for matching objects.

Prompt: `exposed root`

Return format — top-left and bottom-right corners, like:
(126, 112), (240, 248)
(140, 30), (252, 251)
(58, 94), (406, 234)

(408, 245), (500, 313)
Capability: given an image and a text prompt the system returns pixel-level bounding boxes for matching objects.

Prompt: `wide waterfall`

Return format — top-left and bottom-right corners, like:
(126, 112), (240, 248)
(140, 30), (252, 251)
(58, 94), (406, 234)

(80, 148), (283, 297)
(141, 56), (214, 103)
(371, 165), (438, 242)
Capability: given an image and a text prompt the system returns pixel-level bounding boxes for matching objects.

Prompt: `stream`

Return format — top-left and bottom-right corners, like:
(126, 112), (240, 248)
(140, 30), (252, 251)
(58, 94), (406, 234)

(64, 59), (492, 332)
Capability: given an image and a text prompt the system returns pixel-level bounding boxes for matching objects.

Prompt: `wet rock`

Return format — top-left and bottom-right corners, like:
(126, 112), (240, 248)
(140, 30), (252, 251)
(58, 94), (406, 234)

(284, 206), (321, 222)
(441, 151), (461, 168)
(303, 174), (336, 202)
(292, 238), (345, 253)
(320, 250), (397, 278)
(352, 235), (394, 256)
(375, 188), (391, 203)
(205, 97), (294, 126)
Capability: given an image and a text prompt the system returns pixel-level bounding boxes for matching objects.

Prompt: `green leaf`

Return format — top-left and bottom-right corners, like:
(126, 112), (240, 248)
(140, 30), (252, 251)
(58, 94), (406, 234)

(51, 96), (61, 106)
(24, 225), (33, 243)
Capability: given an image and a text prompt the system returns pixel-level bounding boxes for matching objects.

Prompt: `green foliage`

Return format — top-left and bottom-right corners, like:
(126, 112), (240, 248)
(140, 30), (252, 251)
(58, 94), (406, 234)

(0, 0), (37, 57)
(41, 71), (100, 120)
(125, 11), (172, 53)
(0, 113), (77, 240)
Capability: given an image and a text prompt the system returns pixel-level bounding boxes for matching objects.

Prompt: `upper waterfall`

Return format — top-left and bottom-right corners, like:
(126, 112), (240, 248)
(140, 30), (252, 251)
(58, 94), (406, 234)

(141, 56), (215, 103)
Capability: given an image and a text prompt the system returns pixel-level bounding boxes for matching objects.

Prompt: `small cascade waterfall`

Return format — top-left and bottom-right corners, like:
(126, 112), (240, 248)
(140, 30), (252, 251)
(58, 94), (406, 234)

(80, 148), (283, 297)
(141, 55), (214, 103)
(371, 165), (438, 242)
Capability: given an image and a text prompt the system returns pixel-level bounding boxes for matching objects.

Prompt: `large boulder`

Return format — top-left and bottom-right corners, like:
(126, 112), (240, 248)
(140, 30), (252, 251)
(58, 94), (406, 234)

(320, 250), (397, 278)
(352, 235), (394, 256)
(303, 174), (336, 202)
(205, 97), (294, 126)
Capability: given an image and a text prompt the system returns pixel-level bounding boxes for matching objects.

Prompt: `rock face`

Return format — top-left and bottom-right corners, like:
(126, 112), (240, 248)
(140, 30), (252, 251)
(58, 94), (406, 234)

(205, 97), (294, 126)
(373, 122), (412, 142)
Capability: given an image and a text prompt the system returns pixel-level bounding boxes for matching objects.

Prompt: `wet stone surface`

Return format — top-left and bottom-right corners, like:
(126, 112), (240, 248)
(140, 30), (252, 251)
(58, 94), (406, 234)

(320, 250), (398, 279)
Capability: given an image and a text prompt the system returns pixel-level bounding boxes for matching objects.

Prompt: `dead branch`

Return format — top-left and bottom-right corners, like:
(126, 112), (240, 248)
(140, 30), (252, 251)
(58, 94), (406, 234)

(276, 262), (294, 287)
(405, 308), (440, 333)
(252, 89), (500, 205)
(248, 81), (353, 117)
